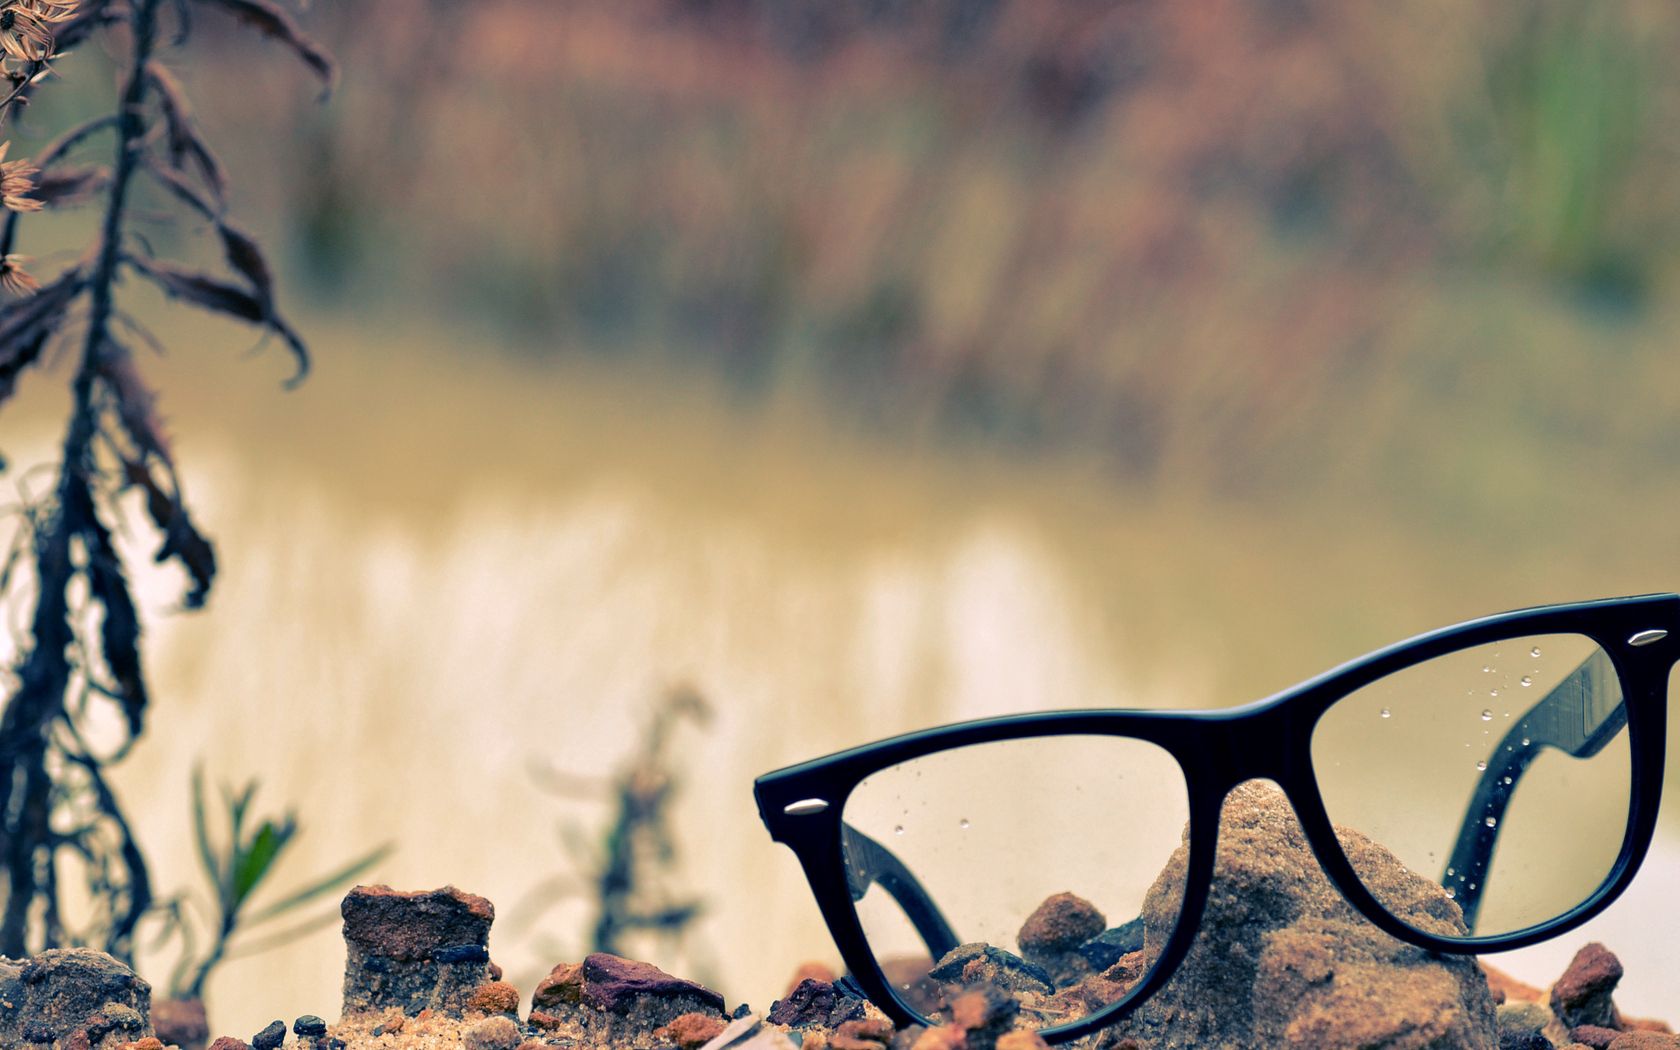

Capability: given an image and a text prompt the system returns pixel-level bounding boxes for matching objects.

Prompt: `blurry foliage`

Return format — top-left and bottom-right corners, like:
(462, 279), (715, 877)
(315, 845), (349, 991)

(191, 0), (1679, 495)
(148, 768), (391, 1000)
(0, 0), (330, 966)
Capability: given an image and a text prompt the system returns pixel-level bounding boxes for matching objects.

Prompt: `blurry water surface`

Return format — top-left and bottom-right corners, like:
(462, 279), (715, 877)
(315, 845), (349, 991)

(5, 311), (1680, 1035)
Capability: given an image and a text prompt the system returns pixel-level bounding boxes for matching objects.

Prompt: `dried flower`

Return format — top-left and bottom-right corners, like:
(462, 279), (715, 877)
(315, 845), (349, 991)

(0, 0), (75, 66)
(0, 253), (38, 295)
(0, 140), (40, 210)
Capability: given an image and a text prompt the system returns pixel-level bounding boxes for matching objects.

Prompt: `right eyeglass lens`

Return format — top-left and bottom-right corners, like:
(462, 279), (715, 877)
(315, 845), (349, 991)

(839, 734), (1190, 1034)
(1310, 632), (1632, 939)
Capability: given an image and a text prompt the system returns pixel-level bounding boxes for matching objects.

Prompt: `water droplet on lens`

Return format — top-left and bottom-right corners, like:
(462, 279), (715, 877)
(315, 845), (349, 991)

(893, 825), (905, 836)
(1481, 709), (1494, 720)
(1531, 647), (1542, 657)
(1481, 665), (1493, 673)
(1380, 708), (1392, 719)
(1446, 866), (1455, 876)
(1502, 776), (1513, 785)
(1475, 760), (1487, 771)
(1520, 676), (1533, 687)
(1484, 816), (1498, 828)
(1521, 737), (1531, 747)
(959, 818), (970, 830)
(1445, 887), (1457, 899)
(1469, 882), (1478, 891)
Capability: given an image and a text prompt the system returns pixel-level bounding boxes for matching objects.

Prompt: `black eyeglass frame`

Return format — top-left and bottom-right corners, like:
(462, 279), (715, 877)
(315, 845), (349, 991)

(753, 593), (1680, 1044)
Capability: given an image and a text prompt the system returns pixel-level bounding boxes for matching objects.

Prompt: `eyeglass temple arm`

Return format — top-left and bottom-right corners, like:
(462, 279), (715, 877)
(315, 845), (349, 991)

(1444, 647), (1626, 931)
(841, 823), (961, 961)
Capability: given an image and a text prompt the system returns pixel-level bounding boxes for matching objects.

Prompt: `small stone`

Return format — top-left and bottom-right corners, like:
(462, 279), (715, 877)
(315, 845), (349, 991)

(994, 1032), (1051, 1050)
(1497, 1000), (1553, 1040)
(926, 944), (1053, 998)
(341, 885), (495, 1016)
(465, 1015), (523, 1050)
(532, 963), (585, 1010)
(1607, 1035), (1680, 1050)
(653, 1011), (728, 1049)
(294, 1014), (329, 1039)
(580, 953), (726, 1015)
(208, 1039), (251, 1050)
(766, 980), (866, 1029)
(528, 1010), (565, 1031)
(784, 963), (839, 997)
(468, 981), (522, 1015)
(153, 996), (210, 1050)
(1076, 921), (1145, 973)
(1572, 1026), (1624, 1050)
(117, 1039), (166, 1050)
(15, 948), (152, 1045)
(1018, 893), (1106, 954)
(910, 1027), (964, 1050)
(1553, 943), (1624, 1029)
(831, 1017), (895, 1050)
(252, 1019), (286, 1050)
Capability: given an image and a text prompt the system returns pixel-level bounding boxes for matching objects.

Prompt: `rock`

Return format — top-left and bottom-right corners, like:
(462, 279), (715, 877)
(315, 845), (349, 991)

(208, 1038), (250, 1050)
(926, 944), (1053, 999)
(9, 948), (153, 1047)
(1552, 943), (1624, 1030)
(1572, 1026), (1623, 1049)
(1016, 893), (1106, 987)
(1076, 922), (1145, 973)
(784, 963), (839, 997)
(526, 953), (726, 1045)
(463, 1015), (522, 1050)
(1607, 1035), (1680, 1050)
(830, 1017), (896, 1050)
(340, 885), (495, 1017)
(1099, 781), (1497, 1050)
(654, 1011), (729, 1049)
(993, 1032), (1052, 1050)
(1496, 1000), (1553, 1047)
(767, 980), (870, 1029)
(251, 1019), (286, 1050)
(152, 997), (209, 1050)
(467, 981), (521, 1016)
(293, 1014), (329, 1039)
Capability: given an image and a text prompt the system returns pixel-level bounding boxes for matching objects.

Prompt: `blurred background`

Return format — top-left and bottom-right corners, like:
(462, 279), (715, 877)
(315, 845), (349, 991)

(8, 0), (1680, 1037)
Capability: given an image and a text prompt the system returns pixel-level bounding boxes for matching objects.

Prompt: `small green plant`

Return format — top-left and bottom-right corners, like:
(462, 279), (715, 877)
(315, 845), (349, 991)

(153, 767), (391, 1000)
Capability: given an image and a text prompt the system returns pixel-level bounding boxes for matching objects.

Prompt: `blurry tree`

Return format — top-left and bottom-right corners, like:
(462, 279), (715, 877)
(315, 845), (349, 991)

(0, 0), (330, 962)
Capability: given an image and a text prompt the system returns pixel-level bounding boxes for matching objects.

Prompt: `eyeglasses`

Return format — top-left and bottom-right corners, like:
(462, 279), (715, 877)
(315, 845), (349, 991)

(753, 594), (1678, 1043)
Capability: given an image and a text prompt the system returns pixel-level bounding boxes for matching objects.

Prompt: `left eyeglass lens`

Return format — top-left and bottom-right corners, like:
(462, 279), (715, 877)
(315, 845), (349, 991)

(839, 734), (1190, 1032)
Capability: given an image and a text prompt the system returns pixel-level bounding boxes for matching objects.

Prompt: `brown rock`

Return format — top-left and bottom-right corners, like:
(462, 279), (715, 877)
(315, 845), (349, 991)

(531, 963), (584, 1010)
(464, 1015), (522, 1050)
(1607, 1035), (1680, 1050)
(14, 949), (153, 1047)
(341, 885), (495, 1017)
(653, 1011), (728, 1049)
(467, 981), (521, 1016)
(208, 1039), (251, 1050)
(579, 953), (725, 1015)
(909, 1026), (964, 1050)
(1017, 893), (1106, 954)
(993, 1032), (1051, 1050)
(1100, 782), (1497, 1050)
(785, 963), (839, 997)
(1573, 1026), (1624, 1050)
(152, 996), (209, 1050)
(527, 1010), (564, 1031)
(117, 1040), (166, 1050)
(767, 979), (870, 1029)
(832, 1017), (896, 1050)
(1553, 943), (1624, 1030)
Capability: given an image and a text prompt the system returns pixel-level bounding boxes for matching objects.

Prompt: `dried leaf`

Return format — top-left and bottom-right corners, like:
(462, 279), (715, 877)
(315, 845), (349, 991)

(83, 501), (148, 737)
(98, 348), (173, 466)
(31, 163), (108, 207)
(130, 254), (263, 321)
(127, 255), (308, 384)
(218, 221), (272, 310)
(123, 456), (217, 610)
(144, 156), (217, 220)
(53, 3), (124, 53)
(193, 0), (335, 93)
(0, 265), (81, 364)
(146, 61), (226, 206)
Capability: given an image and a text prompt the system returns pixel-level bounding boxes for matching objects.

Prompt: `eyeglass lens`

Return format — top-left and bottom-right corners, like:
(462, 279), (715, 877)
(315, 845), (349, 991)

(840, 735), (1191, 1032)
